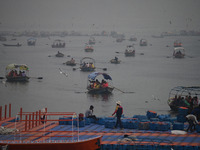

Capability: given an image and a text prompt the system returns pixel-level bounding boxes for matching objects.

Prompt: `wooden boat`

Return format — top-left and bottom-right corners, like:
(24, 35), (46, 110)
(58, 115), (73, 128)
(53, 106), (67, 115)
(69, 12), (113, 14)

(5, 64), (29, 82)
(0, 136), (102, 150)
(173, 47), (185, 58)
(167, 86), (200, 111)
(27, 38), (36, 46)
(2, 43), (22, 47)
(139, 39), (147, 46)
(88, 37), (95, 45)
(110, 58), (121, 64)
(80, 57), (95, 72)
(84, 44), (94, 52)
(52, 39), (65, 48)
(55, 51), (64, 57)
(65, 58), (76, 66)
(87, 72), (114, 94)
(174, 40), (182, 47)
(129, 36), (137, 41)
(125, 45), (135, 56)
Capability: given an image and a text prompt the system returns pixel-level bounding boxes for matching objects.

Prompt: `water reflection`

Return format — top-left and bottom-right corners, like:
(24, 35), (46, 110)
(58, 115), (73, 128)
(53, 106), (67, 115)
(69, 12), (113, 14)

(87, 93), (114, 101)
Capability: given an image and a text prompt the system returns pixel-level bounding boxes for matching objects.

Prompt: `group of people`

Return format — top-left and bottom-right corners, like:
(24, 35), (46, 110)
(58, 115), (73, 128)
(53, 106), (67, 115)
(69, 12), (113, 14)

(7, 70), (26, 77)
(81, 62), (95, 68)
(85, 101), (124, 129)
(89, 79), (108, 89)
(171, 95), (199, 111)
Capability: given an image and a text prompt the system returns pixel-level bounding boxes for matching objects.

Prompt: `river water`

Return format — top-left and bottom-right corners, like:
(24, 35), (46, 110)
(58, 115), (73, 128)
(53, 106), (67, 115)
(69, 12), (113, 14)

(0, 34), (200, 118)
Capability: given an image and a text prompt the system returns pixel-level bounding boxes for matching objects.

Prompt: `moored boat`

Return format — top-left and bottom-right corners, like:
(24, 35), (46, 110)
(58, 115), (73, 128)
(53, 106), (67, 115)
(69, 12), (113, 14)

(5, 64), (29, 82)
(173, 47), (185, 58)
(87, 72), (114, 94)
(84, 44), (94, 52)
(27, 38), (36, 46)
(125, 45), (135, 56)
(129, 35), (137, 41)
(88, 37), (95, 45)
(2, 43), (22, 47)
(167, 86), (200, 111)
(139, 39), (147, 46)
(64, 58), (76, 66)
(80, 57), (95, 72)
(55, 51), (64, 57)
(52, 39), (65, 48)
(110, 57), (121, 64)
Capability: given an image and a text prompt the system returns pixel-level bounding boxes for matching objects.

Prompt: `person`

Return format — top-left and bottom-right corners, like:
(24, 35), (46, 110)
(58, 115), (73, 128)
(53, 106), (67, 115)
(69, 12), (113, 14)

(40, 108), (46, 124)
(70, 58), (75, 63)
(85, 105), (97, 121)
(186, 114), (199, 132)
(114, 56), (118, 62)
(112, 101), (123, 129)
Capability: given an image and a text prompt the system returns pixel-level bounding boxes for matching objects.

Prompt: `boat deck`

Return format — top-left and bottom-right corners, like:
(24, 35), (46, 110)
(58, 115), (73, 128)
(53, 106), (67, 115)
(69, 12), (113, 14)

(1, 117), (200, 150)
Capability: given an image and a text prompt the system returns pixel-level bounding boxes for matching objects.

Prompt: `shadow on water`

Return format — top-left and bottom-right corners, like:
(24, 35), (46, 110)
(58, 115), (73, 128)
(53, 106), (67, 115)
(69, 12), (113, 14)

(87, 93), (114, 101)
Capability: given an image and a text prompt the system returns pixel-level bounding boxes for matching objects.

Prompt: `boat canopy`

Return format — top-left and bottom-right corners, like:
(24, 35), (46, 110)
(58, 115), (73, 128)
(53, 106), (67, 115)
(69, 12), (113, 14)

(27, 38), (36, 41)
(174, 47), (184, 51)
(169, 86), (200, 98)
(6, 64), (29, 71)
(88, 72), (112, 81)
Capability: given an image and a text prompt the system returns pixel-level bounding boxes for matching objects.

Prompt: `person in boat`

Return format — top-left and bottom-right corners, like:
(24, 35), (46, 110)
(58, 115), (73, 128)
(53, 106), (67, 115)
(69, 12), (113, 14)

(114, 56), (118, 62)
(13, 70), (18, 77)
(85, 105), (97, 121)
(191, 104), (200, 121)
(21, 71), (26, 77)
(94, 79), (100, 89)
(112, 101), (123, 129)
(70, 58), (75, 63)
(186, 114), (199, 132)
(8, 70), (14, 77)
(101, 79), (108, 88)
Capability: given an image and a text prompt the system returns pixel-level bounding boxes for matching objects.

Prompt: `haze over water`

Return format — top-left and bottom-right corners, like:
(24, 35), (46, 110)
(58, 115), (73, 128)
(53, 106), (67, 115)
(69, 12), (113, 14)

(0, 0), (200, 117)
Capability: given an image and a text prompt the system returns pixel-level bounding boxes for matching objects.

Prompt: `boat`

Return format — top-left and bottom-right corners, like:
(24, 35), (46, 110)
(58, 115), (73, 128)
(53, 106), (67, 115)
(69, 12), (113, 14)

(167, 86), (200, 111)
(124, 45), (135, 56)
(51, 39), (65, 48)
(55, 51), (64, 57)
(2, 43), (21, 47)
(129, 36), (137, 41)
(174, 40), (182, 47)
(110, 58), (121, 64)
(27, 38), (36, 46)
(173, 47), (185, 58)
(84, 44), (94, 52)
(88, 37), (95, 45)
(5, 64), (29, 82)
(116, 38), (124, 43)
(87, 72), (114, 94)
(64, 58), (76, 66)
(80, 57), (95, 72)
(139, 39), (147, 46)
(0, 36), (7, 41)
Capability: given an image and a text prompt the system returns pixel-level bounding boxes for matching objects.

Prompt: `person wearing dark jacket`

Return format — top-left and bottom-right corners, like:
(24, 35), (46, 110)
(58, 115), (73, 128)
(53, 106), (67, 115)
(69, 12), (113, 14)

(112, 101), (123, 129)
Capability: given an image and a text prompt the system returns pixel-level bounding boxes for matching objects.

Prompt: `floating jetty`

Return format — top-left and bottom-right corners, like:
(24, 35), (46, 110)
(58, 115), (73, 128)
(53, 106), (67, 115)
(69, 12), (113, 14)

(0, 104), (200, 150)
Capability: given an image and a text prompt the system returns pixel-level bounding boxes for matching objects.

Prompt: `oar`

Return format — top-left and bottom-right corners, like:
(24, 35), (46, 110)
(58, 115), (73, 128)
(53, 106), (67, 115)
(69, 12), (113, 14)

(30, 77), (43, 79)
(113, 86), (135, 94)
(96, 67), (107, 71)
(73, 67), (80, 71)
(0, 77), (5, 79)
(115, 51), (124, 54)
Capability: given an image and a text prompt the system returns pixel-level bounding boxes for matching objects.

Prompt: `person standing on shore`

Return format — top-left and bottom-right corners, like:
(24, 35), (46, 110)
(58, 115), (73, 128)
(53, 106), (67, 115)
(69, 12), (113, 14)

(112, 101), (123, 129)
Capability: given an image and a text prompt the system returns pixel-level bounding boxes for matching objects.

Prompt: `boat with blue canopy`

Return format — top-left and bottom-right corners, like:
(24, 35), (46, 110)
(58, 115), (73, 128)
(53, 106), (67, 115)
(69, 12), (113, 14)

(87, 72), (114, 94)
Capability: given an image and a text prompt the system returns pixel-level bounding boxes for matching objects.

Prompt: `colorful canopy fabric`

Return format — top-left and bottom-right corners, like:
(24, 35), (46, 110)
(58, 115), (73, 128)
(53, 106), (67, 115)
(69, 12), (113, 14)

(6, 64), (29, 70)
(88, 72), (112, 80)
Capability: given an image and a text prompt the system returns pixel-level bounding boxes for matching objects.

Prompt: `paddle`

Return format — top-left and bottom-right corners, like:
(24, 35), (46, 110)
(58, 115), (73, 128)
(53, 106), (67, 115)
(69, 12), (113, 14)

(96, 68), (107, 71)
(113, 86), (135, 94)
(0, 77), (5, 79)
(73, 67), (80, 71)
(30, 77), (43, 79)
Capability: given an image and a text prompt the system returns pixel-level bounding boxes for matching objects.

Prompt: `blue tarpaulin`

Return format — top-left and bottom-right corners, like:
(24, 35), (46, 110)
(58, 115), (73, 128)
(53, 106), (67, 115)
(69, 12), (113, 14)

(88, 72), (112, 80)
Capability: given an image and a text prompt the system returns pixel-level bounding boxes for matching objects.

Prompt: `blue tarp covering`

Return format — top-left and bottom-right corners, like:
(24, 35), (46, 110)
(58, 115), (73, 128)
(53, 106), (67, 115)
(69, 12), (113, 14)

(88, 72), (112, 80)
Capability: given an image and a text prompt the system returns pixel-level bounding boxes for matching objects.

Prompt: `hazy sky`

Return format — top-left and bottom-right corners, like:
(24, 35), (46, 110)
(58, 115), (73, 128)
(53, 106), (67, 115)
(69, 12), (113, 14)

(0, 0), (200, 32)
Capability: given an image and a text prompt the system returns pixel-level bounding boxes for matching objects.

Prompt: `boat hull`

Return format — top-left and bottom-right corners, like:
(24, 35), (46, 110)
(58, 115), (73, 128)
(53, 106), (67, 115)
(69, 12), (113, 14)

(80, 67), (95, 72)
(84, 48), (94, 52)
(87, 87), (114, 94)
(0, 136), (101, 150)
(6, 76), (29, 82)
(110, 59), (121, 64)
(3, 44), (21, 47)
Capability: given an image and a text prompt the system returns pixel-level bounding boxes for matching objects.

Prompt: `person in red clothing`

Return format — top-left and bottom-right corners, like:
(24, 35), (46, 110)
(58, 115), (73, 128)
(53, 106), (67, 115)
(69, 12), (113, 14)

(112, 101), (123, 129)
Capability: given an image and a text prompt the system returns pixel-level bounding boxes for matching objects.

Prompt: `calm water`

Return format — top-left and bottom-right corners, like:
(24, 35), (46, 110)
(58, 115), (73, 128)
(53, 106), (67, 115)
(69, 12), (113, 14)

(0, 34), (200, 117)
